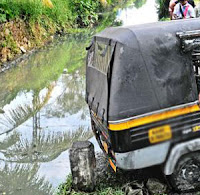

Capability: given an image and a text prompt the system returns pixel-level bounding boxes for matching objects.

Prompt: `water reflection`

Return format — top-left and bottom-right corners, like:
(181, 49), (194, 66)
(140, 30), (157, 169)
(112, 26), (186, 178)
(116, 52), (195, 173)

(1, 126), (91, 163)
(116, 0), (158, 26)
(0, 35), (92, 192)
(0, 69), (92, 190)
(45, 69), (87, 118)
(0, 85), (54, 134)
(0, 164), (53, 195)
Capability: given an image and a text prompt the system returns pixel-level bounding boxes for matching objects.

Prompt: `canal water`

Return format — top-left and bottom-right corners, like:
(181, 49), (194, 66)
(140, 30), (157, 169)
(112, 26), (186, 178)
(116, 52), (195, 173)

(0, 0), (158, 194)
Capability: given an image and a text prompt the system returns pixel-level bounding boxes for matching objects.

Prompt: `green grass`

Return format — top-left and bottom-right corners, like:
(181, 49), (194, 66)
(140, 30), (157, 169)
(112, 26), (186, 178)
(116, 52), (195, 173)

(0, 0), (70, 25)
(56, 175), (124, 195)
(0, 0), (104, 28)
(0, 0), (139, 28)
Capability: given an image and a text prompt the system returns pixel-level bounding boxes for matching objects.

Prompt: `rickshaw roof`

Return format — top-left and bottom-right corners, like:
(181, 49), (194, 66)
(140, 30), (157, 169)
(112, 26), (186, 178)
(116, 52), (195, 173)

(86, 19), (200, 121)
(95, 19), (198, 47)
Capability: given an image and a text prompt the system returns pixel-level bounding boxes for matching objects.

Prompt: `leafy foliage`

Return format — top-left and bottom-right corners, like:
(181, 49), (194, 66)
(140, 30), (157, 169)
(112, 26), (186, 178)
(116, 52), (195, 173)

(0, 0), (133, 27)
(156, 0), (170, 19)
(0, 0), (112, 27)
(0, 0), (69, 26)
(134, 0), (147, 9)
(68, 0), (101, 27)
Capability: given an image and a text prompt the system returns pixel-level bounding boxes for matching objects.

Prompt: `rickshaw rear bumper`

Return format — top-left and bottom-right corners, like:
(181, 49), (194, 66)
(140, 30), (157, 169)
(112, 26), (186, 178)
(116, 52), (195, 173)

(115, 138), (200, 171)
(115, 142), (170, 170)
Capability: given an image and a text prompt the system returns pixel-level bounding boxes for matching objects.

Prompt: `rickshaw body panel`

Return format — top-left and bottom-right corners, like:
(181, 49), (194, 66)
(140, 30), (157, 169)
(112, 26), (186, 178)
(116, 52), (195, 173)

(86, 19), (200, 170)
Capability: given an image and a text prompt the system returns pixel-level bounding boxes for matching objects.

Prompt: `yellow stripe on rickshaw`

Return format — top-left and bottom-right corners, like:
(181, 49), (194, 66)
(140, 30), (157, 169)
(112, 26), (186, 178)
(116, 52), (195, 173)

(109, 104), (200, 131)
(109, 159), (116, 172)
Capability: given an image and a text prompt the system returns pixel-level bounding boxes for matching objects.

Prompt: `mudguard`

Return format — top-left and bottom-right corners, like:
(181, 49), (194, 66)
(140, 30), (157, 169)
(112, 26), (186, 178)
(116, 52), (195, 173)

(164, 138), (200, 175)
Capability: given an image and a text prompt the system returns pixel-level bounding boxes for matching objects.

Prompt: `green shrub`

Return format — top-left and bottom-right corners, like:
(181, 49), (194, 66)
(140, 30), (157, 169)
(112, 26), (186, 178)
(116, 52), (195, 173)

(68, 0), (101, 27)
(0, 0), (43, 22)
(0, 0), (103, 27)
(0, 0), (143, 30)
(156, 0), (170, 19)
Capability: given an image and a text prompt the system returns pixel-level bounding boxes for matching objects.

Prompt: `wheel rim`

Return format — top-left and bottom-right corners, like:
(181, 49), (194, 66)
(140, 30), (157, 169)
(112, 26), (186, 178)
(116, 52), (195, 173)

(180, 159), (200, 183)
(176, 157), (200, 191)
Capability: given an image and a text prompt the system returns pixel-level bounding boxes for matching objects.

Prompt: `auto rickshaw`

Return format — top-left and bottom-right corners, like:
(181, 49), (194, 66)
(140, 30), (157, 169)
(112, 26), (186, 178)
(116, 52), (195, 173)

(86, 18), (200, 192)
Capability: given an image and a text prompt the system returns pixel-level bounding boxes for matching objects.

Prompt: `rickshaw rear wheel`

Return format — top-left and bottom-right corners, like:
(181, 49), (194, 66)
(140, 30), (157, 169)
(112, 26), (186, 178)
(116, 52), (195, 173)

(168, 151), (200, 192)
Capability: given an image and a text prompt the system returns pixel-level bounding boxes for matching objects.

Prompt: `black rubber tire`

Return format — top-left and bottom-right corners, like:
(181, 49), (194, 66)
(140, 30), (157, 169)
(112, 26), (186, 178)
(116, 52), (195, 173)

(168, 151), (200, 192)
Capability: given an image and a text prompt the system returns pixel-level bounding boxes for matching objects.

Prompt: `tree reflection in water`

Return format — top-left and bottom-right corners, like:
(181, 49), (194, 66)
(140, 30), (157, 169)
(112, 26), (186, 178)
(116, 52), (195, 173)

(0, 84), (54, 134)
(0, 75), (92, 191)
(46, 66), (88, 118)
(0, 164), (53, 195)
(0, 126), (92, 163)
(0, 132), (20, 151)
(0, 80), (92, 162)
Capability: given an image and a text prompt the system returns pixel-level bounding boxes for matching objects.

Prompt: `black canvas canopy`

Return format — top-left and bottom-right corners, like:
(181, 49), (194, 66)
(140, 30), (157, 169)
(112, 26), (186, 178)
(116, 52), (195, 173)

(86, 19), (200, 122)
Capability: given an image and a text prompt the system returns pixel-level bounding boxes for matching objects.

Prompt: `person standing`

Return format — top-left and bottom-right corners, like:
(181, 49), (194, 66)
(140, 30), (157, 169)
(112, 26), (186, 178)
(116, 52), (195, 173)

(169, 0), (179, 20)
(173, 0), (195, 19)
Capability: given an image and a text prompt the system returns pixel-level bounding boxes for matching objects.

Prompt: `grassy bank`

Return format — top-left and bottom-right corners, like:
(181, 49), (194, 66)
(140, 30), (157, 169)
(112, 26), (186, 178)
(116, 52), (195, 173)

(0, 0), (132, 66)
(0, 0), (135, 30)
(0, 0), (99, 28)
(0, 0), (97, 64)
(57, 175), (124, 195)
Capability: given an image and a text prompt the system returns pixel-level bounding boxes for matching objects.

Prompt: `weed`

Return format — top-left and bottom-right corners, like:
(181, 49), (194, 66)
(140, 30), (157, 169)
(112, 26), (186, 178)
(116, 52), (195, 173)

(56, 174), (124, 195)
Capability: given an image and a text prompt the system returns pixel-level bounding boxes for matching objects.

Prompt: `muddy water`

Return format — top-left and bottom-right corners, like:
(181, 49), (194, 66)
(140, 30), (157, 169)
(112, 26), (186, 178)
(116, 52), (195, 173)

(0, 0), (158, 194)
